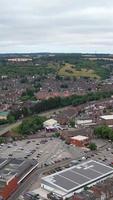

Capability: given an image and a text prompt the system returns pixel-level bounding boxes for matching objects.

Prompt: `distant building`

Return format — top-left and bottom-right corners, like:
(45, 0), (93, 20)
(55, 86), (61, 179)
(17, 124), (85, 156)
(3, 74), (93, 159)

(0, 112), (9, 120)
(70, 135), (89, 147)
(100, 115), (113, 126)
(76, 120), (95, 127)
(1, 76), (8, 79)
(8, 58), (32, 62)
(36, 91), (72, 100)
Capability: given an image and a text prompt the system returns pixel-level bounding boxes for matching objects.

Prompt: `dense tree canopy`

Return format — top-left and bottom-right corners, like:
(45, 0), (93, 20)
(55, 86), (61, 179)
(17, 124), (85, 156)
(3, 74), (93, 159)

(88, 143), (97, 151)
(18, 115), (46, 135)
(94, 125), (113, 140)
(0, 137), (5, 144)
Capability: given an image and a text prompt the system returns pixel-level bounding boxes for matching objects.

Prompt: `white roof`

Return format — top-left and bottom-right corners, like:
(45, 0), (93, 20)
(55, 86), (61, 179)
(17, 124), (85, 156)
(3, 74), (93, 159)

(43, 119), (58, 126)
(100, 115), (113, 120)
(76, 120), (92, 125)
(71, 135), (88, 141)
(42, 160), (113, 195)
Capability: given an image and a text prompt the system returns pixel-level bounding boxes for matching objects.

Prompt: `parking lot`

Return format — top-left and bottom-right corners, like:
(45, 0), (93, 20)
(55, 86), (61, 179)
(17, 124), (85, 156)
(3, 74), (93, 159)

(0, 138), (84, 166)
(84, 140), (113, 166)
(1, 136), (112, 169)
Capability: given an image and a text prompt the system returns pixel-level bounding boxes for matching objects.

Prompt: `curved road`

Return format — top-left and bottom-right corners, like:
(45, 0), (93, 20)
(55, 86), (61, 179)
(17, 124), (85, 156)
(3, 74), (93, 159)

(0, 121), (22, 136)
(0, 106), (70, 137)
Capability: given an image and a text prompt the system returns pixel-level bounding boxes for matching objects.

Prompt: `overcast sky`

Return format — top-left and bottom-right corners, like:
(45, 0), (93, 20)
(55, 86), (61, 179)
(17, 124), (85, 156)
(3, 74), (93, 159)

(0, 0), (113, 53)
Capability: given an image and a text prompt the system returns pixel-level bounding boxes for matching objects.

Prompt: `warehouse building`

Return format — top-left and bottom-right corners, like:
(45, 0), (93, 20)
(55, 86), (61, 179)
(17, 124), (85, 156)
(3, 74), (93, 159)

(41, 160), (113, 199)
(0, 158), (38, 200)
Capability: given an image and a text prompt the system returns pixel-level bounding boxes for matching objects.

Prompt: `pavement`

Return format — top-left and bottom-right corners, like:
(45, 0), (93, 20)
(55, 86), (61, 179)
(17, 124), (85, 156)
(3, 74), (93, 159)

(0, 138), (75, 164)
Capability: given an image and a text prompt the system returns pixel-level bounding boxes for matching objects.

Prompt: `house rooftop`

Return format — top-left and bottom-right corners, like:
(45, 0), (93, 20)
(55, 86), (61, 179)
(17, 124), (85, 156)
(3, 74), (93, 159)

(71, 135), (88, 141)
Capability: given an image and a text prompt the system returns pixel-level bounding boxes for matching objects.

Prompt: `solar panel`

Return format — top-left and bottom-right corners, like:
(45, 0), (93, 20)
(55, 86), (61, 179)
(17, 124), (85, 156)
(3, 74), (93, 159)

(42, 160), (113, 193)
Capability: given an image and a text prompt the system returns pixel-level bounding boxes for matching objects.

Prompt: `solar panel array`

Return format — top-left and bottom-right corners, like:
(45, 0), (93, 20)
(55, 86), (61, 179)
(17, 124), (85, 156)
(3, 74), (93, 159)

(43, 160), (113, 192)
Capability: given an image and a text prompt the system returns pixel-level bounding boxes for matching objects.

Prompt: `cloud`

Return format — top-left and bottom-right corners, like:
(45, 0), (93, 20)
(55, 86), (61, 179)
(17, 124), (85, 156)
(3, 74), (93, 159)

(0, 0), (113, 53)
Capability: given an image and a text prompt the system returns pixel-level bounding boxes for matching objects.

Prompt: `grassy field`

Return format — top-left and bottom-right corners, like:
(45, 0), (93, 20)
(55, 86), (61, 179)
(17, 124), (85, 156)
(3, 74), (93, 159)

(58, 63), (100, 79)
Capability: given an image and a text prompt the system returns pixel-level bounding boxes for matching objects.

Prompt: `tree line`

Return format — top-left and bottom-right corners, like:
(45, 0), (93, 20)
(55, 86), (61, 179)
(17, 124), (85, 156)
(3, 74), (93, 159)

(7, 90), (113, 123)
(94, 125), (113, 140)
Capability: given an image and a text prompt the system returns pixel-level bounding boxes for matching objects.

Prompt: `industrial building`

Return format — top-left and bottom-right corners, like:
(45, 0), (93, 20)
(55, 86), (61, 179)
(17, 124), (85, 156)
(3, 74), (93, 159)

(100, 115), (113, 126)
(41, 160), (113, 199)
(70, 135), (89, 147)
(0, 158), (38, 200)
(75, 119), (95, 127)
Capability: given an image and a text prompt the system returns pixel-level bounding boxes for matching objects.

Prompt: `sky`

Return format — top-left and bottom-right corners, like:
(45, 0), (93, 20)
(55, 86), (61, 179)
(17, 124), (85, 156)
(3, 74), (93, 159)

(0, 0), (113, 53)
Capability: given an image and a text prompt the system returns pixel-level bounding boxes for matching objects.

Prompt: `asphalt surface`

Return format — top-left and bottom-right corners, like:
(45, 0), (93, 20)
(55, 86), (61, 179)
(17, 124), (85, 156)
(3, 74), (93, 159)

(0, 138), (74, 164)
(0, 121), (21, 136)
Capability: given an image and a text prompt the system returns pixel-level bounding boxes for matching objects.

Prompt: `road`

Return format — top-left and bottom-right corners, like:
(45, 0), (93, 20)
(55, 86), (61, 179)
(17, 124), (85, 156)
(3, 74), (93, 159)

(0, 106), (70, 137)
(7, 158), (72, 200)
(0, 121), (22, 136)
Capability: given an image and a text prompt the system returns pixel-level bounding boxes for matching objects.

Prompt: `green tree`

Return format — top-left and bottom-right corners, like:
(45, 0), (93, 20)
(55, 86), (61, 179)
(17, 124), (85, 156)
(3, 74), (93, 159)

(89, 143), (97, 151)
(84, 186), (89, 191)
(53, 132), (60, 138)
(21, 88), (36, 101)
(18, 115), (46, 135)
(69, 120), (75, 128)
(94, 125), (113, 140)
(0, 137), (5, 144)
(7, 114), (15, 124)
(0, 119), (8, 125)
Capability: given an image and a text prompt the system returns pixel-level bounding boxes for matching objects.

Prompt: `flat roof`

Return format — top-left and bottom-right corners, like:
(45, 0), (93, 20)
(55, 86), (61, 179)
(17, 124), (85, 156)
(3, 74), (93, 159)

(0, 158), (37, 185)
(0, 111), (9, 116)
(71, 135), (88, 141)
(42, 160), (113, 194)
(76, 120), (92, 124)
(100, 115), (113, 120)
(0, 158), (25, 182)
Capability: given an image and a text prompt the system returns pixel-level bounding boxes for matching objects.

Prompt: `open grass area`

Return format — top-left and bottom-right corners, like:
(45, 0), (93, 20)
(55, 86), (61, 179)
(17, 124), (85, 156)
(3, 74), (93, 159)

(58, 63), (100, 79)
